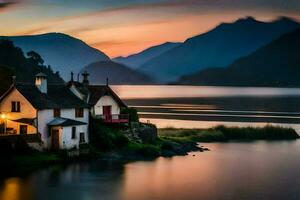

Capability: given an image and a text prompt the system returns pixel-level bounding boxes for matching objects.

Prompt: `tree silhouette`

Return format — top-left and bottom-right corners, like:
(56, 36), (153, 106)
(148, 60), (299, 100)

(27, 51), (44, 65)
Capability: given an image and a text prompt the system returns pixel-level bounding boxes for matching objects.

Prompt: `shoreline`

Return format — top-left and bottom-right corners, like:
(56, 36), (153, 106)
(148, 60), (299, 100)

(0, 125), (298, 178)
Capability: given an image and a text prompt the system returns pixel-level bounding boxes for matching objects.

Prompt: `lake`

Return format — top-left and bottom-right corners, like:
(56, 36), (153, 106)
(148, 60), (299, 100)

(1, 85), (300, 200)
(1, 141), (300, 200)
(112, 85), (300, 132)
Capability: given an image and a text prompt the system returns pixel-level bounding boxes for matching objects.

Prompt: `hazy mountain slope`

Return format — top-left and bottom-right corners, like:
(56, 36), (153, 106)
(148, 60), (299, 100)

(177, 29), (300, 87)
(83, 61), (153, 85)
(1, 33), (110, 80)
(113, 42), (180, 69)
(140, 17), (300, 82)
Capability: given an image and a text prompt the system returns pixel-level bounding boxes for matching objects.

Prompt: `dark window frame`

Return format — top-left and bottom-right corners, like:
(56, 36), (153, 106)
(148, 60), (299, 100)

(71, 127), (76, 139)
(53, 108), (61, 117)
(79, 132), (85, 143)
(11, 101), (20, 112)
(19, 125), (27, 135)
(75, 108), (84, 118)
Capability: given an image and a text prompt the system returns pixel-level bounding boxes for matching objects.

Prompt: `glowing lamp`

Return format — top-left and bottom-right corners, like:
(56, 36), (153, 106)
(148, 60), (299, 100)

(1, 113), (6, 119)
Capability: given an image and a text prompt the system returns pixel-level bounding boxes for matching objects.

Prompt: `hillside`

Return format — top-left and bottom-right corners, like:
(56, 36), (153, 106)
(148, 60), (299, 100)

(113, 42), (180, 69)
(0, 39), (63, 95)
(1, 33), (110, 80)
(177, 29), (300, 87)
(140, 17), (300, 82)
(83, 61), (153, 85)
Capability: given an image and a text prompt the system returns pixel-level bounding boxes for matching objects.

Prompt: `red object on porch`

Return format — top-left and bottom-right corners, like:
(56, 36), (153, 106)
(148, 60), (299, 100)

(101, 106), (129, 123)
(99, 114), (129, 123)
(103, 106), (112, 121)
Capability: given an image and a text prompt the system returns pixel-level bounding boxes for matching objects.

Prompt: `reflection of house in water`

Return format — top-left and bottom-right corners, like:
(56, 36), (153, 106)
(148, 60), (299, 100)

(0, 73), (89, 150)
(68, 72), (129, 123)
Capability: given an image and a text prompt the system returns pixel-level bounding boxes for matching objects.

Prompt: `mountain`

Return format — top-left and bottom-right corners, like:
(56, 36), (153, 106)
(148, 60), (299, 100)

(140, 16), (300, 82)
(83, 61), (154, 85)
(0, 39), (63, 95)
(113, 42), (180, 69)
(177, 29), (300, 87)
(1, 33), (110, 80)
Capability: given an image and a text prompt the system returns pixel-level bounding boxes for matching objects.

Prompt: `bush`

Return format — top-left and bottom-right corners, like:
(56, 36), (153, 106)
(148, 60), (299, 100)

(159, 126), (299, 143)
(213, 125), (299, 140)
(138, 145), (160, 158)
(89, 118), (129, 151)
(121, 107), (139, 122)
(127, 142), (160, 158)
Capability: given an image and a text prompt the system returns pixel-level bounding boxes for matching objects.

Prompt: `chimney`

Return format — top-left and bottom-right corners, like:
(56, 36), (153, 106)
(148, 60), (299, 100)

(12, 76), (16, 85)
(35, 73), (47, 94)
(81, 71), (89, 87)
(70, 71), (74, 83)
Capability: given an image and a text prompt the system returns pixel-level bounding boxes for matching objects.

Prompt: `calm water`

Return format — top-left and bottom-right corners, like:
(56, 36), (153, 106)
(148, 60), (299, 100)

(2, 141), (300, 200)
(1, 86), (300, 200)
(112, 85), (300, 131)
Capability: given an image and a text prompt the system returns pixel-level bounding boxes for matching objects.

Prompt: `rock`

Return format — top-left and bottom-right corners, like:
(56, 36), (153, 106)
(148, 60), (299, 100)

(132, 124), (158, 143)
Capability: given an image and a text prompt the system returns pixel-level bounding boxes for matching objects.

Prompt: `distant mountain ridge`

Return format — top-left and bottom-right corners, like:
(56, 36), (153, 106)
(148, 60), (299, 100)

(1, 33), (110, 80)
(83, 60), (154, 85)
(113, 42), (181, 69)
(139, 16), (300, 82)
(177, 29), (300, 87)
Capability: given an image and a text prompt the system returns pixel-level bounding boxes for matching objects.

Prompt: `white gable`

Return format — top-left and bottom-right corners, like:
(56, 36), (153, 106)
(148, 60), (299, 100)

(0, 87), (36, 120)
(93, 95), (120, 116)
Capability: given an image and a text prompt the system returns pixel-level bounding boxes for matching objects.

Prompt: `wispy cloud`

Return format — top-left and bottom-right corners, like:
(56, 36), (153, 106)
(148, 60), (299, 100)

(1, 0), (300, 57)
(0, 0), (18, 11)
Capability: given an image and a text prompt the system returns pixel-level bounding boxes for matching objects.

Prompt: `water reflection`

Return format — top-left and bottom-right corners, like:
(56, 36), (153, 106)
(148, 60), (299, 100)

(0, 178), (33, 200)
(1, 141), (300, 200)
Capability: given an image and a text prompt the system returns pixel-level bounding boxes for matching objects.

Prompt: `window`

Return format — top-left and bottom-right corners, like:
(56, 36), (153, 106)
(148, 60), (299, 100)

(79, 132), (85, 143)
(11, 101), (20, 112)
(71, 127), (76, 139)
(75, 108), (84, 118)
(19, 125), (27, 135)
(53, 108), (61, 117)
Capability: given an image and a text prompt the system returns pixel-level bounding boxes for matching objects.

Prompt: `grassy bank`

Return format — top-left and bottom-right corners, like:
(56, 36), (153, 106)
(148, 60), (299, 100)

(159, 125), (299, 143)
(4, 123), (297, 171)
(89, 120), (202, 160)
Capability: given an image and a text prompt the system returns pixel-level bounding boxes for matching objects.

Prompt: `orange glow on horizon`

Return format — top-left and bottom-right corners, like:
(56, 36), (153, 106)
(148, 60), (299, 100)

(1, 2), (300, 58)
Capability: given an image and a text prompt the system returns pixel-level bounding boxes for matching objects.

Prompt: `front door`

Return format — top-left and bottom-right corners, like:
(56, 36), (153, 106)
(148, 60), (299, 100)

(19, 125), (27, 135)
(51, 129), (60, 150)
(103, 106), (112, 121)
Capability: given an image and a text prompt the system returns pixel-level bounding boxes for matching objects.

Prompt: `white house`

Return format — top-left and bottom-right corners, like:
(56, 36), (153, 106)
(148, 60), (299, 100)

(68, 72), (128, 123)
(0, 73), (89, 150)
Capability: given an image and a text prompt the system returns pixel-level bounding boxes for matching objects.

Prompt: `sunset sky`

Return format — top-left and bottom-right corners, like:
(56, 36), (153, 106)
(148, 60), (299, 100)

(1, 0), (300, 58)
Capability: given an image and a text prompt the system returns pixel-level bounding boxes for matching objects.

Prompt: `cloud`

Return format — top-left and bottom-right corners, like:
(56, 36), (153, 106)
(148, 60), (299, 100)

(0, 0), (19, 12)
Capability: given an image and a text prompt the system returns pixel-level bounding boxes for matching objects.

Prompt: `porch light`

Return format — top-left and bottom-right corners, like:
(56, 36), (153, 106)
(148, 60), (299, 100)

(1, 113), (6, 119)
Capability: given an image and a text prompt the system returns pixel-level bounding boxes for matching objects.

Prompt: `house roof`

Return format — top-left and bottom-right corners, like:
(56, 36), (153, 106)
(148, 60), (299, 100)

(0, 83), (89, 109)
(88, 85), (127, 107)
(48, 117), (87, 126)
(35, 72), (47, 77)
(67, 81), (89, 100)
(11, 118), (36, 127)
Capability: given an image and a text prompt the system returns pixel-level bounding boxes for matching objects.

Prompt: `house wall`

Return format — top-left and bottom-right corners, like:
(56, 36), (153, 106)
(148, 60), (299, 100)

(61, 125), (89, 149)
(93, 95), (120, 116)
(38, 108), (89, 149)
(0, 88), (37, 134)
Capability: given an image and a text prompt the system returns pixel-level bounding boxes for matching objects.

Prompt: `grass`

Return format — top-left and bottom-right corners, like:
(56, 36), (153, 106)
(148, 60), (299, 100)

(159, 125), (300, 142)
(11, 152), (60, 166)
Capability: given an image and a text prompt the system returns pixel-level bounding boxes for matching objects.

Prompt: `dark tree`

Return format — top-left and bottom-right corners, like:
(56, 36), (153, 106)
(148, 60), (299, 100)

(0, 39), (64, 96)
(27, 51), (44, 65)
